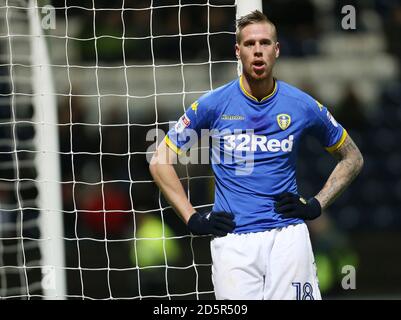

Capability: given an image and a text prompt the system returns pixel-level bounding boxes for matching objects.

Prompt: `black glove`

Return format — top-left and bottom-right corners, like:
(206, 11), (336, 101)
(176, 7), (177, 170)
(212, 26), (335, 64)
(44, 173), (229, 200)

(274, 192), (321, 220)
(187, 211), (236, 236)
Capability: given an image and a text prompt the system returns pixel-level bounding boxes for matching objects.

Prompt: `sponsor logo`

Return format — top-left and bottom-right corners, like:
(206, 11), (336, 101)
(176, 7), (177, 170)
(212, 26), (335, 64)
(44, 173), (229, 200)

(277, 114), (291, 130)
(223, 134), (294, 152)
(147, 128), (294, 175)
(221, 114), (245, 121)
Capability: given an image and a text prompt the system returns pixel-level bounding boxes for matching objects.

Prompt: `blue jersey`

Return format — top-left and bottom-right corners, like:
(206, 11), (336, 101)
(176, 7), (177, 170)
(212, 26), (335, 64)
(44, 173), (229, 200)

(165, 77), (347, 234)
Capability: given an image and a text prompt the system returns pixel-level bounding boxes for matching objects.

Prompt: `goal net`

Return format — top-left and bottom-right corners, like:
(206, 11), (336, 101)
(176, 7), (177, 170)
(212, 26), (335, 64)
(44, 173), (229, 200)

(0, 0), (252, 299)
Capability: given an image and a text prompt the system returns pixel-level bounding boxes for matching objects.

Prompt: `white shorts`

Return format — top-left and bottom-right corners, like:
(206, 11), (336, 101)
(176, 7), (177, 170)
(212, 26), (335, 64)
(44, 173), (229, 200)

(210, 223), (321, 300)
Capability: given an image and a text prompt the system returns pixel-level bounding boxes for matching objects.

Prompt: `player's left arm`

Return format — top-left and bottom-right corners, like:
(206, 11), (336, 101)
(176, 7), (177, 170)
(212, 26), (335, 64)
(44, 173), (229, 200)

(315, 133), (364, 210)
(275, 99), (363, 220)
(275, 133), (363, 220)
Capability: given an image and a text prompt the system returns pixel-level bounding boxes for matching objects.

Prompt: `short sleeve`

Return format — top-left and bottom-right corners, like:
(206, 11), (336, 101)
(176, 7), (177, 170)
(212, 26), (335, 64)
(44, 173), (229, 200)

(165, 97), (212, 155)
(308, 99), (348, 153)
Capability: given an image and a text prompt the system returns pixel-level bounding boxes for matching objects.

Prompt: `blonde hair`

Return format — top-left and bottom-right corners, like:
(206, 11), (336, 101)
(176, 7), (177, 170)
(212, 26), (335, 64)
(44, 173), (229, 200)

(236, 10), (277, 43)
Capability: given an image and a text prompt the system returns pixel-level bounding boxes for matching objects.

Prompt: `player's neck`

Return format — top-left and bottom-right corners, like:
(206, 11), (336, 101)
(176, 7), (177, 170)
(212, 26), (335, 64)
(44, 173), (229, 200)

(241, 74), (275, 102)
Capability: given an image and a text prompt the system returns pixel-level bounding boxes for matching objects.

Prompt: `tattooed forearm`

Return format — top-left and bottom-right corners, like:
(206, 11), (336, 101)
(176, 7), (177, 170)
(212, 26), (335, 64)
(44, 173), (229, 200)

(315, 135), (364, 210)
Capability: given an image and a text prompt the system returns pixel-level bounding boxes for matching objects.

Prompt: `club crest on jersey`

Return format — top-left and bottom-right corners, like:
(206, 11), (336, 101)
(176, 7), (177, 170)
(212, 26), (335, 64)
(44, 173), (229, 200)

(277, 114), (291, 130)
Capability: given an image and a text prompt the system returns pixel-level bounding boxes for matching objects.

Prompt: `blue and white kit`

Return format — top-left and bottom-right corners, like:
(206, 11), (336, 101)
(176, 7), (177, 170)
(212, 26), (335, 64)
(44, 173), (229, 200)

(165, 77), (347, 234)
(165, 77), (347, 299)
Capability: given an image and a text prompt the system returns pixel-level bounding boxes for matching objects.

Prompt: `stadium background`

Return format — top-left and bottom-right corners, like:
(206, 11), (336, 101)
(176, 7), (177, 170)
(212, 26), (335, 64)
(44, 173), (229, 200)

(1, 0), (401, 299)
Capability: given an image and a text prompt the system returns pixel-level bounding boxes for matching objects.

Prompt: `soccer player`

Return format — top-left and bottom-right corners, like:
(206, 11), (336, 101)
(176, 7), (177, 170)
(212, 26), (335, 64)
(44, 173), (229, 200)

(149, 10), (363, 300)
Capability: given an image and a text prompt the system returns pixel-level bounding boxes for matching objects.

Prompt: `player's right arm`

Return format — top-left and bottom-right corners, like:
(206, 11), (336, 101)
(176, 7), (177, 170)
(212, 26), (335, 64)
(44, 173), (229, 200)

(150, 138), (236, 236)
(149, 98), (236, 236)
(149, 139), (195, 224)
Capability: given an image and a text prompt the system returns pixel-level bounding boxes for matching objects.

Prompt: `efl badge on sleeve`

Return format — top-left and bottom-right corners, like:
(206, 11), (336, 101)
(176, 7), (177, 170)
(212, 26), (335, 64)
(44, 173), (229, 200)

(277, 114), (291, 130)
(326, 111), (339, 127)
(174, 113), (191, 133)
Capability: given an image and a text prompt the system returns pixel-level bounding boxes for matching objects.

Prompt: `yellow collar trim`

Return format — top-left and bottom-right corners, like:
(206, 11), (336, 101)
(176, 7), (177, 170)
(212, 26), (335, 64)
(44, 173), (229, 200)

(240, 76), (277, 102)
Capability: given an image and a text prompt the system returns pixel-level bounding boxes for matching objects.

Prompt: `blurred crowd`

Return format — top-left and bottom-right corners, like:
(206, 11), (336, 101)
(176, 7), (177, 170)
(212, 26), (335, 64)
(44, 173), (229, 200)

(48, 0), (401, 65)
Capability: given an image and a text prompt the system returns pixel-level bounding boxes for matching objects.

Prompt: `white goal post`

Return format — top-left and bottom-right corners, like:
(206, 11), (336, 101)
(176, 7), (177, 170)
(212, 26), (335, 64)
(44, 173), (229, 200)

(28, 0), (66, 299)
(1, 0), (262, 300)
(236, 0), (262, 19)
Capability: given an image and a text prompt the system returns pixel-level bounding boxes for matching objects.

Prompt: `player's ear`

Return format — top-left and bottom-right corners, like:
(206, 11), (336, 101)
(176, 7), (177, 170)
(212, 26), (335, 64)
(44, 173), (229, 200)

(275, 42), (280, 58)
(235, 43), (240, 60)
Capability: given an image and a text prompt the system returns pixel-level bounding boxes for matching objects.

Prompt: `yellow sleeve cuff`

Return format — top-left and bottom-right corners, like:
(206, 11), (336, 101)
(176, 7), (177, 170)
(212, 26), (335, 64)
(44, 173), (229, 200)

(325, 129), (348, 153)
(164, 135), (183, 155)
